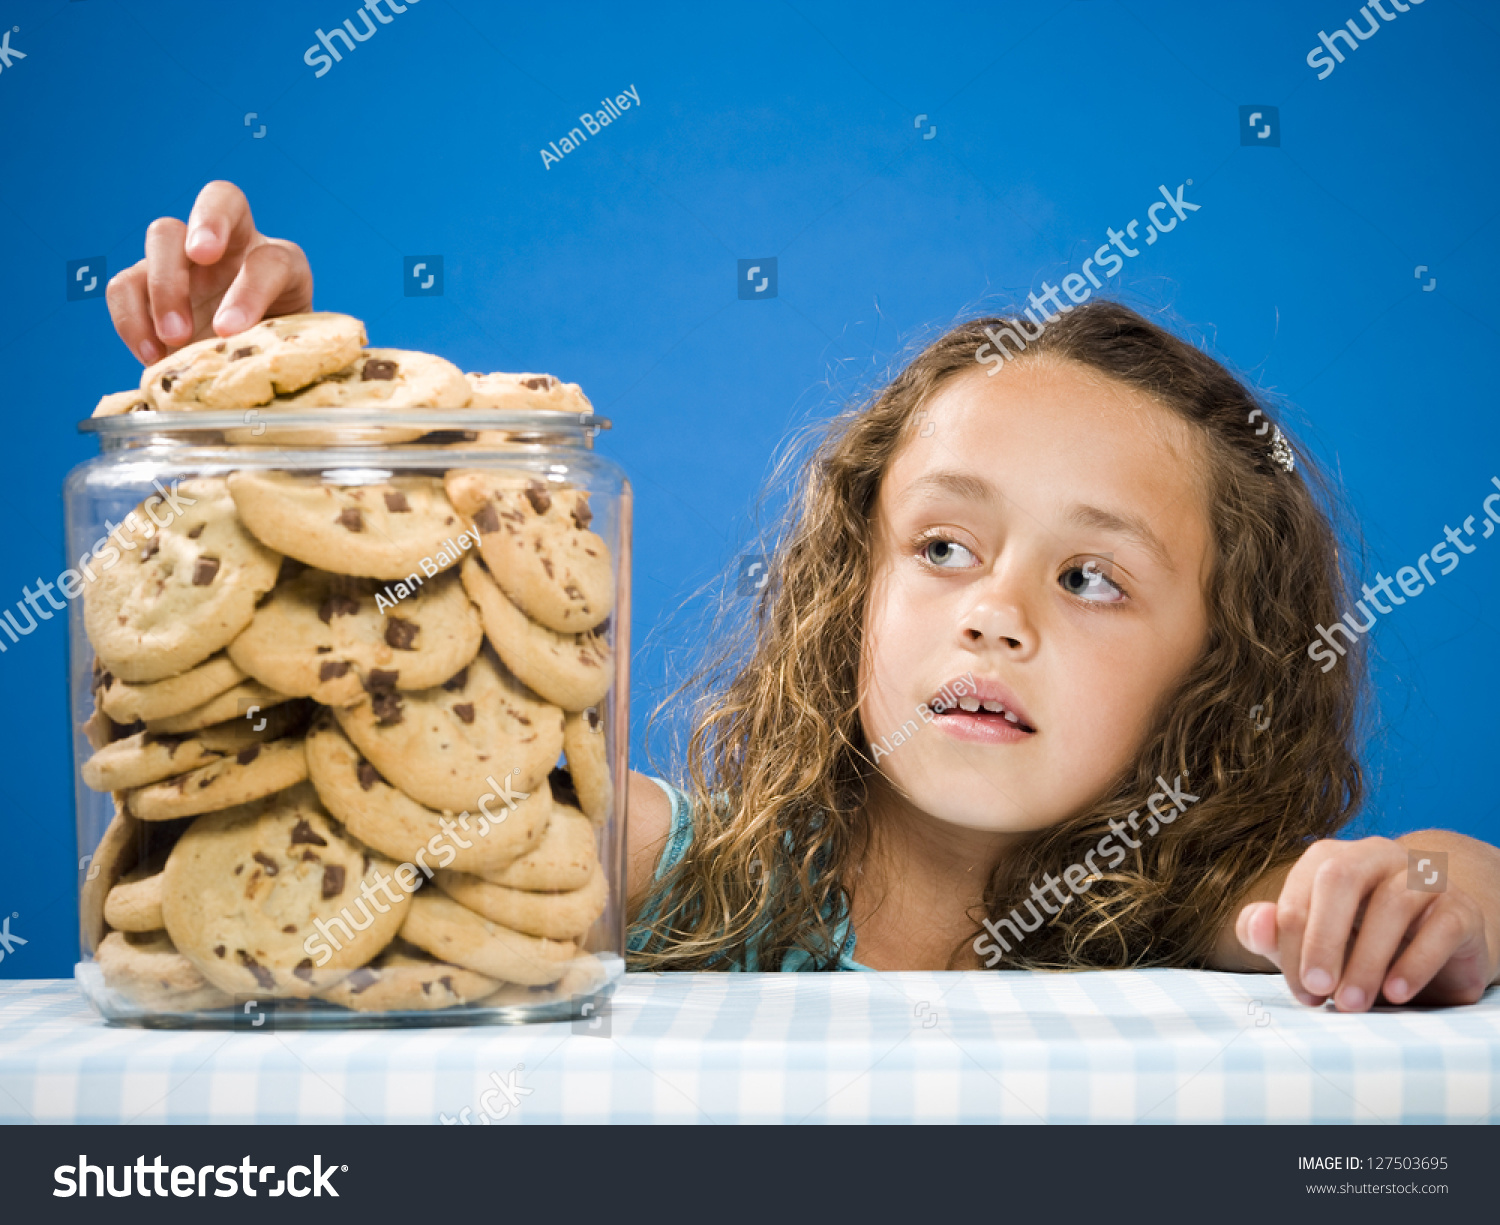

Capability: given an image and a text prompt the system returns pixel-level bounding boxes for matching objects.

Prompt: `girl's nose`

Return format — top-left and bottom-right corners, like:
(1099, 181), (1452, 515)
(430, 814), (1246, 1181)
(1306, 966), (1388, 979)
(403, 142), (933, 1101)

(962, 574), (1036, 655)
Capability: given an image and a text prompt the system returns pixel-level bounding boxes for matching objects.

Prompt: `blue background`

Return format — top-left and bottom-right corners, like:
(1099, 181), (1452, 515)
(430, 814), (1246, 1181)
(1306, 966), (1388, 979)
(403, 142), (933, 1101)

(1, 0), (1496, 977)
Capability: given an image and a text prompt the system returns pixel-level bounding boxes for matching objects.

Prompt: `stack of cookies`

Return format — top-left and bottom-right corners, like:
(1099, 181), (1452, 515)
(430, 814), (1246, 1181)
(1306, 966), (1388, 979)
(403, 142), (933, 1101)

(78, 312), (617, 1016)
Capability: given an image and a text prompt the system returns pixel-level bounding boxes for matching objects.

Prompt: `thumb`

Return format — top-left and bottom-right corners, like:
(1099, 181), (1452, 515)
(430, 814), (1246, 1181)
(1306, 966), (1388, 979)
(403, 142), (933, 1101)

(1236, 901), (1281, 966)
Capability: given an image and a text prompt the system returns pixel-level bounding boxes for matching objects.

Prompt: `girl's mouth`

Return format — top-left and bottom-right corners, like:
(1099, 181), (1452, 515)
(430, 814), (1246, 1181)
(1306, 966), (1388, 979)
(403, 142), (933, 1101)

(932, 697), (1037, 744)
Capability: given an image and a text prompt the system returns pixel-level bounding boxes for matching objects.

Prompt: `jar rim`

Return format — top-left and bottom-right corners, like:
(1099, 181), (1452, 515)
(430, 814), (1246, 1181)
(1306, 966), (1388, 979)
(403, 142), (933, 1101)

(79, 408), (610, 437)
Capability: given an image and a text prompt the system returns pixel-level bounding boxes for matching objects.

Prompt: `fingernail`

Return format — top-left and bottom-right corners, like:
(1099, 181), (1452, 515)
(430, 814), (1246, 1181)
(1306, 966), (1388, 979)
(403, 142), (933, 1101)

(1304, 968), (1333, 995)
(161, 311), (188, 341)
(1337, 985), (1366, 1011)
(1386, 977), (1408, 1003)
(216, 306), (246, 334)
(139, 339), (163, 365)
(186, 225), (212, 254)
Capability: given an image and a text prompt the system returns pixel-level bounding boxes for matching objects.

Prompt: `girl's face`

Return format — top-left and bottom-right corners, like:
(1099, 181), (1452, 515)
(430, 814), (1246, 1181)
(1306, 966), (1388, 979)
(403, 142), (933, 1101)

(859, 357), (1214, 838)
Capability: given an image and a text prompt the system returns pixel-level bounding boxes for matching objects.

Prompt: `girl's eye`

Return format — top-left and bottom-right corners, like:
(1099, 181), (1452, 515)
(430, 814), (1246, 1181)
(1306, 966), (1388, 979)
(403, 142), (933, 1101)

(916, 535), (976, 570)
(1059, 560), (1126, 603)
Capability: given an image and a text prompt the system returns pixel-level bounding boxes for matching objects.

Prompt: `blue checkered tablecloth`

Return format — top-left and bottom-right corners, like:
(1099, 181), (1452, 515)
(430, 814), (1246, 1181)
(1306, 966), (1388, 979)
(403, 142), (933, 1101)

(0, 971), (1496, 1124)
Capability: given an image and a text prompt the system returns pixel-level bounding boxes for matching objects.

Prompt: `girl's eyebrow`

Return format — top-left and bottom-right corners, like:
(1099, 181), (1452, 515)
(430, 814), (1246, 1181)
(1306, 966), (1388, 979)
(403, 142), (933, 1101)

(1066, 503), (1175, 572)
(903, 469), (1175, 572)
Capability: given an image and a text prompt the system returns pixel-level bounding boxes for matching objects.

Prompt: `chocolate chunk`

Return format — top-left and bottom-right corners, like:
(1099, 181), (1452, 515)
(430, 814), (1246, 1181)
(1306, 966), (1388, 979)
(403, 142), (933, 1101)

(214, 342), (226, 353)
(231, 345), (259, 361)
(337, 507), (363, 532)
(160, 374), (176, 393)
(293, 958), (315, 982)
(319, 660), (351, 681)
(549, 767), (580, 809)
(383, 491), (411, 513)
(526, 481), (552, 515)
(290, 819), (327, 846)
(198, 776), (213, 789)
(541, 557), (554, 578)
(564, 584), (583, 601)
(384, 617), (419, 650)
(251, 850), (278, 875)
(356, 760), (382, 791)
(594, 616), (610, 636)
(472, 505), (499, 534)
(139, 537), (161, 562)
(322, 864), (346, 899)
(282, 924), (297, 934)
(572, 499), (593, 530)
(238, 950), (276, 990)
(318, 593), (361, 623)
(521, 376), (553, 391)
(236, 745), (261, 765)
(585, 707), (602, 732)
(214, 944), (226, 958)
(365, 668), (399, 691)
(442, 668), (468, 692)
(192, 557), (221, 586)
(371, 690), (404, 726)
(452, 703), (475, 724)
(362, 358), (398, 381)
(116, 719), (146, 738)
(346, 967), (379, 993)
(277, 557), (308, 584)
(186, 523), (205, 539)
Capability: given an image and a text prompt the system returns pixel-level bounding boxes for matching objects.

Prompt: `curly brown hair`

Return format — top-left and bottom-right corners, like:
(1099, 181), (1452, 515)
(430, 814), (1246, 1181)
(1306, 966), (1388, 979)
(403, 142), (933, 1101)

(627, 299), (1367, 971)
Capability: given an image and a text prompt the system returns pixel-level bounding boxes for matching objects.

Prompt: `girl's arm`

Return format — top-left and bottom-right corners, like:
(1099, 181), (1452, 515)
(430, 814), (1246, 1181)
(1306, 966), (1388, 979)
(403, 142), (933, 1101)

(624, 771), (674, 925)
(1209, 831), (1500, 1011)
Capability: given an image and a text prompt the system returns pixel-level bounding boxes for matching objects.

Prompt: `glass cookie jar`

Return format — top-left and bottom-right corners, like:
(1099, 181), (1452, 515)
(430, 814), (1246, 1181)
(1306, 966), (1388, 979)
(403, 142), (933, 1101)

(65, 408), (629, 1027)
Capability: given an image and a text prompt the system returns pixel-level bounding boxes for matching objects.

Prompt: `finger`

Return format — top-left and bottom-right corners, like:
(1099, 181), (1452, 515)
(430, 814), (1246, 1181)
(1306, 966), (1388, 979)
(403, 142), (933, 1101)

(213, 240), (313, 334)
(1298, 855), (1374, 999)
(1383, 900), (1487, 1006)
(143, 216), (195, 346)
(105, 262), (165, 366)
(1333, 882), (1437, 1011)
(183, 180), (257, 265)
(1236, 902), (1280, 963)
(1275, 857), (1323, 1005)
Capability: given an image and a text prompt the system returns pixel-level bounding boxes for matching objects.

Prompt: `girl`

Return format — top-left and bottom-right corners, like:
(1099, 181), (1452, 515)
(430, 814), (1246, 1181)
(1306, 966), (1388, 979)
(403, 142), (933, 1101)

(110, 181), (1500, 1012)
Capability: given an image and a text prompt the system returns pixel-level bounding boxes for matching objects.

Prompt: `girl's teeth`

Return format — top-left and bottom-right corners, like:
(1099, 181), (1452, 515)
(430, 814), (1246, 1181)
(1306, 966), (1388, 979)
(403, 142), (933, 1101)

(1001, 711), (1019, 724)
(958, 696), (981, 712)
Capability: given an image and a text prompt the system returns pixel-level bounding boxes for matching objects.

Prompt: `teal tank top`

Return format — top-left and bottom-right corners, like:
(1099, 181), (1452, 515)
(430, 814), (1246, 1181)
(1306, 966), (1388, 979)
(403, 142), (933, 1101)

(626, 775), (872, 972)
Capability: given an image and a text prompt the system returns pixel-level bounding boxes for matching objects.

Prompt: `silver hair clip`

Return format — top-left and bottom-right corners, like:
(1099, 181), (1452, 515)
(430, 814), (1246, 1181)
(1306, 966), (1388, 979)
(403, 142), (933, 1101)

(1269, 425), (1295, 473)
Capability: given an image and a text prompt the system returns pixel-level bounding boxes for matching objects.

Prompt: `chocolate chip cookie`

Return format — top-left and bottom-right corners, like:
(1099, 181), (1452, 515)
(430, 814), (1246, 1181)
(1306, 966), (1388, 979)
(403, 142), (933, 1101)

(227, 471), (473, 582)
(434, 860), (607, 941)
(332, 645), (564, 814)
(400, 890), (577, 986)
(161, 782), (404, 997)
(97, 653), (247, 724)
(82, 478), (283, 683)
(228, 568), (482, 707)
(463, 371), (592, 414)
(317, 939), (497, 1013)
(95, 929), (234, 1012)
(127, 736), (309, 821)
(460, 556), (611, 711)
(445, 471), (613, 634)
(140, 312), (367, 411)
(305, 716), (549, 873)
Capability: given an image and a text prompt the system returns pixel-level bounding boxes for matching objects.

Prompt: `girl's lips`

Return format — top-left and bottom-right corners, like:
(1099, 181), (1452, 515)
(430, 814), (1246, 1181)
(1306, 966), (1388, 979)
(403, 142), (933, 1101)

(931, 709), (1035, 745)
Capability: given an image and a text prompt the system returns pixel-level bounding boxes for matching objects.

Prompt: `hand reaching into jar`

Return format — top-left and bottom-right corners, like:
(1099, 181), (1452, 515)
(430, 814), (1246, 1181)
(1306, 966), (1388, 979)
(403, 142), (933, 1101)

(107, 180), (313, 365)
